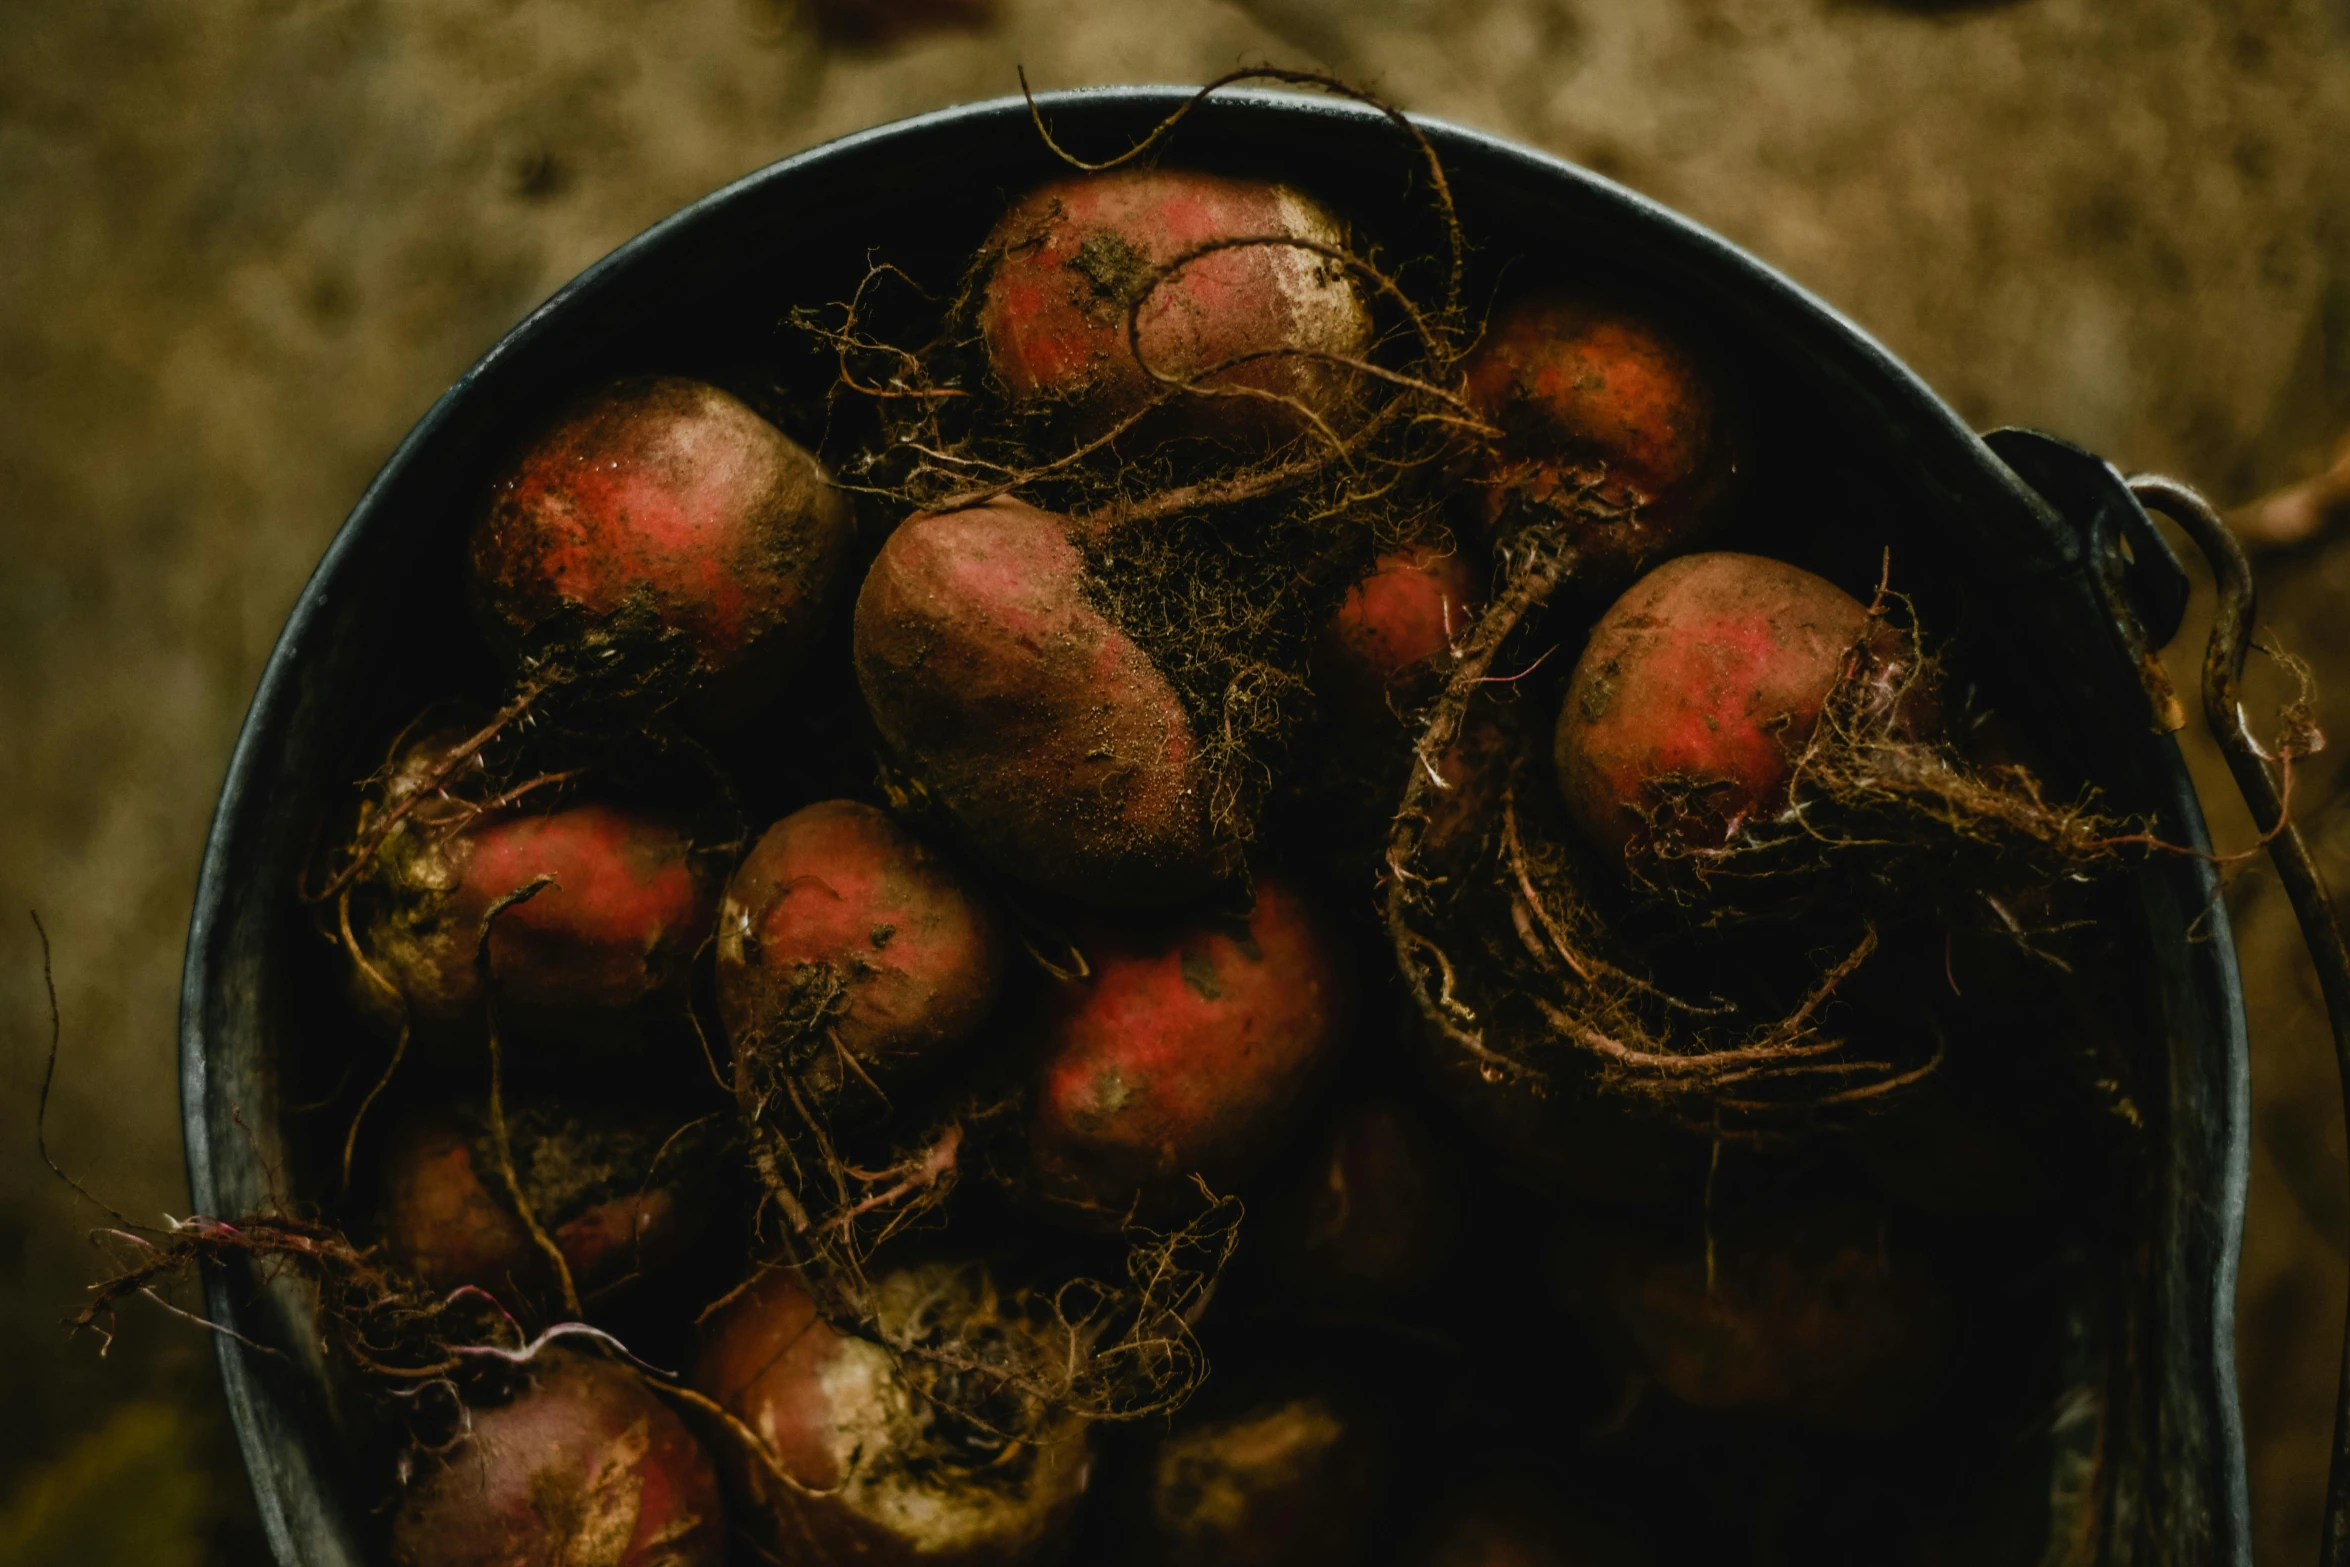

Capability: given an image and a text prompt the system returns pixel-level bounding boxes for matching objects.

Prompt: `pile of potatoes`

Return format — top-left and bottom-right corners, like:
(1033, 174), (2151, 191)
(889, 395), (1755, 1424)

(310, 144), (2130, 1567)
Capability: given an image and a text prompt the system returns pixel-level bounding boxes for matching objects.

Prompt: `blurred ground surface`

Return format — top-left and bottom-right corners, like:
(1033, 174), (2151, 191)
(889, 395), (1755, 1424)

(1, 1), (2345, 1561)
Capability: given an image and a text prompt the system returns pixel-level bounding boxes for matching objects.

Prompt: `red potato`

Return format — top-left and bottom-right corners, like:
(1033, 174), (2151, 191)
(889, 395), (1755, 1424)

(1580, 1210), (1956, 1431)
(1144, 1393), (1387, 1567)
(718, 799), (1005, 1108)
(389, 1351), (726, 1567)
(853, 498), (1221, 907)
(378, 1102), (710, 1312)
(1463, 291), (1742, 572)
(1314, 544), (1483, 727)
(469, 375), (853, 720)
(1552, 552), (1873, 866)
(1027, 877), (1348, 1226)
(692, 1265), (1092, 1565)
(979, 169), (1371, 451)
(352, 758), (722, 1054)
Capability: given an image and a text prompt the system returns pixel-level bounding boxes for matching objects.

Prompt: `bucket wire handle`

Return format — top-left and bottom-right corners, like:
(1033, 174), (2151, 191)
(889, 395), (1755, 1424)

(2129, 473), (2350, 1567)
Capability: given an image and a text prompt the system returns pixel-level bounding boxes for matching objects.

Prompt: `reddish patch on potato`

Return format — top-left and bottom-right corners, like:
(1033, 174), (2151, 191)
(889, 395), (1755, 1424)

(1463, 292), (1742, 573)
(1553, 552), (1872, 866)
(718, 799), (1005, 1107)
(389, 1352), (726, 1567)
(469, 375), (853, 718)
(692, 1265), (1092, 1565)
(1028, 878), (1348, 1225)
(979, 169), (1370, 451)
(1314, 545), (1483, 727)
(853, 499), (1220, 907)
(354, 777), (722, 1052)
(377, 1103), (709, 1313)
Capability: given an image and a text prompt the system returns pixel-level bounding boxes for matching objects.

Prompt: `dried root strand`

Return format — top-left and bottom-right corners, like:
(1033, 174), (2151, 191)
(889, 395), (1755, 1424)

(300, 679), (559, 905)
(1385, 517), (1583, 1082)
(1384, 517), (1939, 1131)
(70, 1208), (648, 1447)
(827, 1184), (1246, 1459)
(731, 962), (978, 1274)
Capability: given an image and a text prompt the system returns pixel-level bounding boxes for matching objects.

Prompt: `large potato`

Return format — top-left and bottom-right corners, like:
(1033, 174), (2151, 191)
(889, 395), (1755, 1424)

(853, 499), (1221, 907)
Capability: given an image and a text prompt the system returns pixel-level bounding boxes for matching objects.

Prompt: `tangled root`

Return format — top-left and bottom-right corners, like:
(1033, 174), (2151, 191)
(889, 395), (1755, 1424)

(734, 983), (1244, 1436)
(843, 1192), (1243, 1450)
(1386, 519), (1943, 1130)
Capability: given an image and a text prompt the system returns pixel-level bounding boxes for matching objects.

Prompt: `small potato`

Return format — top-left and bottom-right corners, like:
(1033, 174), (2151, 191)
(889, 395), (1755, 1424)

(376, 1101), (713, 1316)
(1027, 877), (1348, 1226)
(853, 499), (1220, 907)
(390, 1352), (726, 1567)
(979, 169), (1370, 452)
(692, 1264), (1092, 1565)
(718, 799), (1005, 1110)
(1553, 552), (1872, 866)
(468, 375), (853, 720)
(350, 740), (724, 1057)
(1313, 544), (1483, 729)
(1463, 291), (1742, 572)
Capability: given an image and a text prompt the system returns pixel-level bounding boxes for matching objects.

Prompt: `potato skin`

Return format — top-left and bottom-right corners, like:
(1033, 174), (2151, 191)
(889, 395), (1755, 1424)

(717, 800), (1005, 1106)
(691, 1266), (1093, 1566)
(853, 499), (1220, 908)
(1027, 877), (1348, 1226)
(377, 1102), (707, 1314)
(1463, 292), (1741, 572)
(454, 806), (719, 1009)
(469, 374), (853, 718)
(1313, 544), (1483, 729)
(389, 1352), (726, 1567)
(1553, 552), (1871, 865)
(979, 169), (1370, 451)
(353, 782), (724, 1057)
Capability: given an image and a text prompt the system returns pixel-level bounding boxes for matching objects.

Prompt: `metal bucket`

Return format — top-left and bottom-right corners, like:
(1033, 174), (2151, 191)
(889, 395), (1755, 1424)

(178, 86), (2253, 1565)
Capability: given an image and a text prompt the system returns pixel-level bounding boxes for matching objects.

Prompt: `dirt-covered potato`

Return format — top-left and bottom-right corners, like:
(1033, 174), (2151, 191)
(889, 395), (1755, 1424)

(853, 498), (1222, 907)
(389, 1352), (726, 1567)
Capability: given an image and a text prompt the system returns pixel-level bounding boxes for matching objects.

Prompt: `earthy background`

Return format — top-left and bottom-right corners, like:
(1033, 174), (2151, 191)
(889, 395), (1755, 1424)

(2, 0), (2346, 1562)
